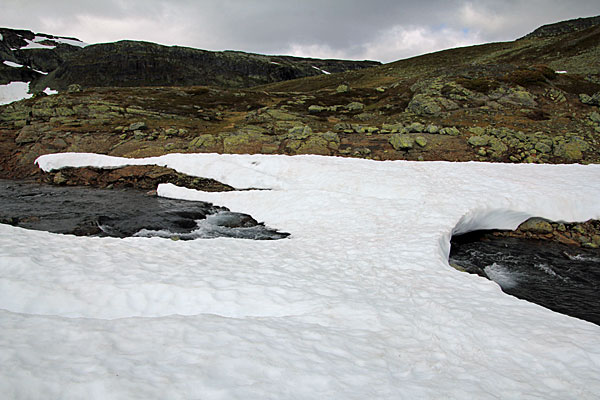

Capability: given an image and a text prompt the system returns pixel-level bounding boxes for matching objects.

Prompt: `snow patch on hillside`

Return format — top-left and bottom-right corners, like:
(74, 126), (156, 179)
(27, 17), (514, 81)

(312, 65), (331, 74)
(5, 153), (600, 399)
(3, 60), (24, 68)
(0, 81), (32, 105)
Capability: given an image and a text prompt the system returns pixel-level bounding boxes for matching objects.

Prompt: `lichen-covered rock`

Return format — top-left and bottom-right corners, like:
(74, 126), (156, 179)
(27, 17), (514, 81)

(468, 127), (486, 136)
(440, 127), (460, 136)
(128, 121), (147, 131)
(544, 88), (566, 103)
(467, 135), (490, 147)
(426, 124), (439, 134)
(189, 134), (220, 151)
(345, 102), (365, 111)
(415, 136), (427, 147)
(336, 84), (349, 93)
(406, 122), (425, 133)
(288, 125), (312, 139)
(389, 134), (414, 150)
(381, 123), (403, 133)
(518, 218), (554, 234)
(534, 142), (552, 154)
(495, 87), (537, 108)
(223, 133), (268, 154)
(406, 94), (442, 116)
(286, 136), (330, 155)
(488, 138), (508, 158)
(333, 123), (354, 133)
(308, 105), (327, 113)
(264, 109), (300, 121)
(579, 92), (600, 106)
(553, 139), (586, 161)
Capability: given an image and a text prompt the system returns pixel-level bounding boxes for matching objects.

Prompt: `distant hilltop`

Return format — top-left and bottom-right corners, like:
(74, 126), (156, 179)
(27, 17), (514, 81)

(0, 27), (380, 93)
(523, 15), (600, 38)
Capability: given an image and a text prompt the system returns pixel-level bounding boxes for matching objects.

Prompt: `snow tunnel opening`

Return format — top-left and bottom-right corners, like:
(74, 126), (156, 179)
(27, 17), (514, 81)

(446, 208), (600, 326)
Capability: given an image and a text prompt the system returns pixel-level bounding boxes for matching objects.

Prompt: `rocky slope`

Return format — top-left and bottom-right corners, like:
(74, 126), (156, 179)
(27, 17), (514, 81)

(0, 28), (84, 85)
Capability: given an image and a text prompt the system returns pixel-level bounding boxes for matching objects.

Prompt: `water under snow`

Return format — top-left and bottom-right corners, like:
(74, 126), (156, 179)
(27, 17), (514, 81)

(1, 152), (599, 399)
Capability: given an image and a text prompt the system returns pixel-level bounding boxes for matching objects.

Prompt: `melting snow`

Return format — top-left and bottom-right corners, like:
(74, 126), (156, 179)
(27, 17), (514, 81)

(43, 87), (58, 95)
(2, 60), (24, 68)
(15, 35), (88, 50)
(312, 65), (331, 74)
(0, 81), (32, 105)
(2, 152), (600, 399)
(20, 38), (56, 50)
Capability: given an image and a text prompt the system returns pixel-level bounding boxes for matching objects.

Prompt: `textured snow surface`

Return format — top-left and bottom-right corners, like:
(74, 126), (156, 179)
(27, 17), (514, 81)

(4, 153), (600, 399)
(0, 81), (32, 105)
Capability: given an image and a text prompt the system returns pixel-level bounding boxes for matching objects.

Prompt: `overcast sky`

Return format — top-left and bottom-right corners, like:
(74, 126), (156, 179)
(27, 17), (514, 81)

(2, 0), (599, 62)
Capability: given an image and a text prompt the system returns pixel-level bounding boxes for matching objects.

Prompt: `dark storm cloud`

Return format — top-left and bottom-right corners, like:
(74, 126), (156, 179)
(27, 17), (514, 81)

(1, 0), (599, 62)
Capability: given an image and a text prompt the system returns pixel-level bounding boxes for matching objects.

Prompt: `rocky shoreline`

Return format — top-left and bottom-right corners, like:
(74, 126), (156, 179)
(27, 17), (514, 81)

(38, 165), (235, 192)
(491, 217), (600, 248)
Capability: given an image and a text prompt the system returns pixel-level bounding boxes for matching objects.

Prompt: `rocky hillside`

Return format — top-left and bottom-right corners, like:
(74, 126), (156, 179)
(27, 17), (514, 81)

(0, 28), (379, 92)
(30, 41), (380, 92)
(0, 28), (84, 85)
(524, 15), (600, 38)
(1, 15), (599, 181)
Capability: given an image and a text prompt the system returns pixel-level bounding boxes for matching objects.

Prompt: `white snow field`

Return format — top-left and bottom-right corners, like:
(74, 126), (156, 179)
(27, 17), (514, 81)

(2, 152), (600, 399)
(0, 82), (33, 105)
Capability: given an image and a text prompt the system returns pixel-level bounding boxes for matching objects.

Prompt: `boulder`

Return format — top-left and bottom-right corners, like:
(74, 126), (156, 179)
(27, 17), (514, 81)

(518, 218), (554, 234)
(128, 121), (147, 131)
(415, 136), (428, 147)
(406, 94), (442, 116)
(467, 135), (490, 147)
(308, 105), (327, 113)
(534, 142), (552, 154)
(381, 123), (403, 133)
(336, 84), (349, 93)
(15, 125), (40, 144)
(345, 102), (365, 111)
(288, 125), (312, 139)
(553, 137), (589, 161)
(580, 92), (600, 106)
(389, 134), (414, 150)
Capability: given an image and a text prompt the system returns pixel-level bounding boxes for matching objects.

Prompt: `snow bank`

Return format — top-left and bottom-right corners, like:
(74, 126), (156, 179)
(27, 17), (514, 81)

(5, 153), (600, 399)
(0, 81), (32, 105)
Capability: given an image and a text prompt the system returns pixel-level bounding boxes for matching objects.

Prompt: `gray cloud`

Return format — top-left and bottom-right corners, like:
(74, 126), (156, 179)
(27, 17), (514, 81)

(1, 0), (599, 62)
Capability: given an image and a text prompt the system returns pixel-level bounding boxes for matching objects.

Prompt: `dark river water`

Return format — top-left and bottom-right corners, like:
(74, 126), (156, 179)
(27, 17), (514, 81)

(450, 232), (600, 326)
(0, 180), (288, 240)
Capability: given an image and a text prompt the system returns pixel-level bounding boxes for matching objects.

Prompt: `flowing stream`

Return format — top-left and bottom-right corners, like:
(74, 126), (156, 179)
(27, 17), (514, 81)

(450, 231), (600, 325)
(0, 179), (289, 240)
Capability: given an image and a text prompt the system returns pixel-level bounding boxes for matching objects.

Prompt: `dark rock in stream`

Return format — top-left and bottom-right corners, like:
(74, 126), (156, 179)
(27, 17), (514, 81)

(450, 230), (600, 326)
(0, 179), (289, 240)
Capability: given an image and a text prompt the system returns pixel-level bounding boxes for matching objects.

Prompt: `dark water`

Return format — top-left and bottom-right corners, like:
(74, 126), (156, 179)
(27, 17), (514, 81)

(0, 180), (289, 240)
(450, 232), (600, 325)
